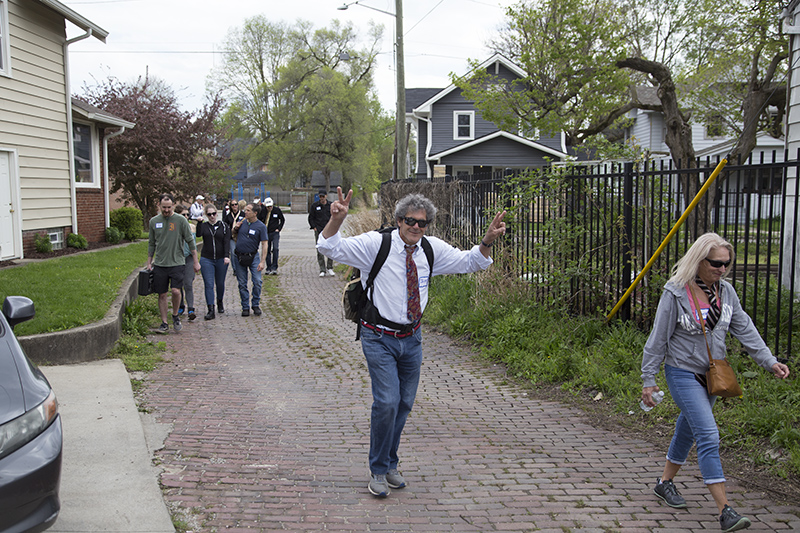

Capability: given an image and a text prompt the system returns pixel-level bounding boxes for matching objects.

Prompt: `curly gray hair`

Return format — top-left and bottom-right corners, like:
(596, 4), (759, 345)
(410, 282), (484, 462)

(394, 194), (437, 224)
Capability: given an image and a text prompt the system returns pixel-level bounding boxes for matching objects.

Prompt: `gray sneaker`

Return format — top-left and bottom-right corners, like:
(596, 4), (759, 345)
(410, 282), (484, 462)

(720, 505), (751, 532)
(386, 468), (406, 489)
(653, 478), (687, 508)
(172, 315), (182, 332)
(157, 322), (169, 334)
(368, 474), (390, 497)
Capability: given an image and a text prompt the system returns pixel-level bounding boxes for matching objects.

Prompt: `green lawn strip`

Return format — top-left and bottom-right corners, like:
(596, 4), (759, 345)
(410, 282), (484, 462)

(0, 242), (149, 336)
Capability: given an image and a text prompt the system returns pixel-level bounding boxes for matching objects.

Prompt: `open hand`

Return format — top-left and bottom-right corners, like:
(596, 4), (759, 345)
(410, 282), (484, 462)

(482, 210), (507, 246)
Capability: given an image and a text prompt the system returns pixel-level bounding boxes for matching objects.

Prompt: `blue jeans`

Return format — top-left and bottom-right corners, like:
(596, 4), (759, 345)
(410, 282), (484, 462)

(233, 251), (262, 311)
(361, 326), (424, 475)
(200, 257), (228, 306)
(267, 232), (280, 272)
(664, 364), (725, 484)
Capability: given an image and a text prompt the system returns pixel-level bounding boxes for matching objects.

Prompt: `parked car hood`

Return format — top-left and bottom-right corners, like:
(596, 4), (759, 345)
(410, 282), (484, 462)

(0, 326), (52, 426)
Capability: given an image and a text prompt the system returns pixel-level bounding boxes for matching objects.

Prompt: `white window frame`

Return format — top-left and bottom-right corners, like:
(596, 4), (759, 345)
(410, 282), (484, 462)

(0, 0), (11, 78)
(453, 111), (475, 141)
(73, 120), (101, 188)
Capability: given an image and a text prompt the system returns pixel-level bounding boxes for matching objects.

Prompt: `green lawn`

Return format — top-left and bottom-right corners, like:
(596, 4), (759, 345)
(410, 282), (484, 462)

(0, 242), (149, 337)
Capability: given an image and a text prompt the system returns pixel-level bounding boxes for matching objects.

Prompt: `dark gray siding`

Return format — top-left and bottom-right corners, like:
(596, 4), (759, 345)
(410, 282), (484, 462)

(438, 136), (552, 167)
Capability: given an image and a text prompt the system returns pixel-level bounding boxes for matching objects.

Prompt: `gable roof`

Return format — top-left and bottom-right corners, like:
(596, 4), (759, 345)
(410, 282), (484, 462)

(36, 0), (108, 42)
(72, 98), (135, 128)
(410, 53), (526, 116)
(406, 88), (441, 113)
(430, 130), (568, 160)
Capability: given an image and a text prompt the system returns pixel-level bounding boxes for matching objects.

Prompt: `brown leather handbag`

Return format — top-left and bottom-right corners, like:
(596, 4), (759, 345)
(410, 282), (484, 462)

(689, 286), (743, 398)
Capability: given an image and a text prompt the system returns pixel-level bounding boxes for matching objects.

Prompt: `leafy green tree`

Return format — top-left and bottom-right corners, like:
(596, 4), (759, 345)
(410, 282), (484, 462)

(210, 17), (391, 193)
(79, 76), (228, 226)
(457, 0), (787, 229)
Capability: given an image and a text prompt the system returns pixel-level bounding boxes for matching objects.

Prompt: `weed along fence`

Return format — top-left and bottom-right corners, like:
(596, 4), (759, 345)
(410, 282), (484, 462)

(381, 152), (800, 361)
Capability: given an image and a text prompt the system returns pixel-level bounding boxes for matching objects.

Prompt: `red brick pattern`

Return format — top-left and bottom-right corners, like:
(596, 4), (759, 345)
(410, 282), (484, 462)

(140, 255), (800, 532)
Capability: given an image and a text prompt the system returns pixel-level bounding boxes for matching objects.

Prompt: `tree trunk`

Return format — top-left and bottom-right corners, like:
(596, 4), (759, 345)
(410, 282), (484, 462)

(617, 58), (707, 236)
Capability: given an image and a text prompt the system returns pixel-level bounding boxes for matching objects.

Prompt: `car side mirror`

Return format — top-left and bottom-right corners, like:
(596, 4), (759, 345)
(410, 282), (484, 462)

(3, 296), (35, 329)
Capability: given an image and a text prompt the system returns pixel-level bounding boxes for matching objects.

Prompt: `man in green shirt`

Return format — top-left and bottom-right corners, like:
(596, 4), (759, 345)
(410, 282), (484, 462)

(147, 193), (200, 333)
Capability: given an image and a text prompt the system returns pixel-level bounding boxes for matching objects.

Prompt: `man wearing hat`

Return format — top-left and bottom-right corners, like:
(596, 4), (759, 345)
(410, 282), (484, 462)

(189, 195), (205, 221)
(309, 190), (334, 276)
(263, 197), (285, 275)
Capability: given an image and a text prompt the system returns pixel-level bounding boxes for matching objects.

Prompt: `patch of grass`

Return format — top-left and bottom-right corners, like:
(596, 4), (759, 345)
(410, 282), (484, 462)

(0, 242), (149, 336)
(426, 273), (800, 482)
(108, 293), (165, 372)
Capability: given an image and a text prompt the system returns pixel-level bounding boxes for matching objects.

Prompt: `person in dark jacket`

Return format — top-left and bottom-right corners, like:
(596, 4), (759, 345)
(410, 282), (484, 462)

(308, 190), (334, 276)
(262, 197), (285, 275)
(224, 199), (246, 277)
(196, 204), (231, 320)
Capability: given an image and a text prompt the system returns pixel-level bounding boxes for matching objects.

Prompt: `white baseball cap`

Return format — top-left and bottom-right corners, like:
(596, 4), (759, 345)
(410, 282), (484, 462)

(264, 198), (274, 207)
(196, 195), (204, 200)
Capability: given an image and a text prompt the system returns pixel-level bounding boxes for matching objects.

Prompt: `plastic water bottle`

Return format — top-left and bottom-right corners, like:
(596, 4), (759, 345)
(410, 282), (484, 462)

(640, 390), (664, 412)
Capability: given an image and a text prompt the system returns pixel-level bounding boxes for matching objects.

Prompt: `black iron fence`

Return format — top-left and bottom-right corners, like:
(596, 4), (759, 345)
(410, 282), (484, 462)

(389, 152), (800, 361)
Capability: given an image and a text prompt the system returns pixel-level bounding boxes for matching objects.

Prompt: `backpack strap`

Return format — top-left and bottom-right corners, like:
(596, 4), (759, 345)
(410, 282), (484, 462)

(356, 231), (393, 340)
(420, 236), (434, 275)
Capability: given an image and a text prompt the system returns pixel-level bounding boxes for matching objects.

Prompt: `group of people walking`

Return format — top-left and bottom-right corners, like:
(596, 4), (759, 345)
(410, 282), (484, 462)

(147, 193), (286, 327)
(148, 188), (787, 532)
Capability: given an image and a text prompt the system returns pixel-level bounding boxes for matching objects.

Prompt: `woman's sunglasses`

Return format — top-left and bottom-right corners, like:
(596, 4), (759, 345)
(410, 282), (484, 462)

(207, 212), (217, 216)
(705, 258), (731, 268)
(402, 216), (430, 228)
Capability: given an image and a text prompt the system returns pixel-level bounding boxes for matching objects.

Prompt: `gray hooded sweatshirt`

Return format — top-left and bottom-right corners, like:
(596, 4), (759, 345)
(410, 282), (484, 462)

(641, 280), (778, 388)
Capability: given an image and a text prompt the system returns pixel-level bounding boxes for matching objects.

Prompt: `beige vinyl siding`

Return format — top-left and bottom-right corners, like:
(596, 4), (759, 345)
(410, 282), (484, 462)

(0, 0), (71, 232)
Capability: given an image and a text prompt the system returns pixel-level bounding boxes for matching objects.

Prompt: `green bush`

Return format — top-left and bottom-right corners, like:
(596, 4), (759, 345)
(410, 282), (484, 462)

(33, 232), (52, 253)
(66, 232), (88, 249)
(110, 207), (143, 241)
(105, 226), (124, 244)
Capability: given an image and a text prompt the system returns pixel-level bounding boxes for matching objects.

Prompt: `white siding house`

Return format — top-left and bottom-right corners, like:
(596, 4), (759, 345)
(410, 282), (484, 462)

(782, 0), (800, 291)
(0, 0), (107, 259)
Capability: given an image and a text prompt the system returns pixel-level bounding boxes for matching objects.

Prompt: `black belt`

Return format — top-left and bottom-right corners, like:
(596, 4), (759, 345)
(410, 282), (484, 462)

(360, 320), (420, 338)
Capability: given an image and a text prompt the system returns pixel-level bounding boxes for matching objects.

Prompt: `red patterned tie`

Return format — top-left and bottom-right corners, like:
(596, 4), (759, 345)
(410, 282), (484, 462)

(405, 245), (421, 322)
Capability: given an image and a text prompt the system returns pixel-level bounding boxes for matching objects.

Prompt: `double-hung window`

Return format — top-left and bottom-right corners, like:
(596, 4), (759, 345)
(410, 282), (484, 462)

(73, 122), (100, 188)
(453, 111), (474, 140)
(0, 0), (10, 77)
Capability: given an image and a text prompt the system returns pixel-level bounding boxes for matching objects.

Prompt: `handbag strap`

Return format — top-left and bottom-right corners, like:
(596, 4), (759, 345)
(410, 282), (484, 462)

(688, 285), (715, 367)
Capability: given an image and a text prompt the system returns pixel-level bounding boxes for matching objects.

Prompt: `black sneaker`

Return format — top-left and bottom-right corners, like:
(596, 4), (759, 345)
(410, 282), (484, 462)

(720, 505), (751, 532)
(252, 307), (262, 316)
(156, 322), (169, 334)
(172, 315), (182, 332)
(188, 308), (196, 321)
(653, 478), (687, 508)
(241, 309), (250, 317)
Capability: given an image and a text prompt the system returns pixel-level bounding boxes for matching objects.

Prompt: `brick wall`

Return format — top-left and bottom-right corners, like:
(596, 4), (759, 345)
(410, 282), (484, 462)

(76, 187), (106, 242)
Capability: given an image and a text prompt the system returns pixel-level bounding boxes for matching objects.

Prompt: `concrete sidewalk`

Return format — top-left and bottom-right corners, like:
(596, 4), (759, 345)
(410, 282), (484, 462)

(42, 360), (174, 533)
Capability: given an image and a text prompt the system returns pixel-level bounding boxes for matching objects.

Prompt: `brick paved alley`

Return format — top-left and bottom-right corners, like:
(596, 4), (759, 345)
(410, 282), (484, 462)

(139, 214), (800, 532)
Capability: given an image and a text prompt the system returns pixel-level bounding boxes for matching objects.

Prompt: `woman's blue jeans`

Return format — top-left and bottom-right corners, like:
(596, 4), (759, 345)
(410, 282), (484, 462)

(361, 326), (424, 475)
(664, 364), (725, 484)
(199, 257), (228, 306)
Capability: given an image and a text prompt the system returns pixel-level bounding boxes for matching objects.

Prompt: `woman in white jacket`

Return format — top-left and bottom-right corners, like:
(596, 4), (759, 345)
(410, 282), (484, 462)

(641, 232), (789, 532)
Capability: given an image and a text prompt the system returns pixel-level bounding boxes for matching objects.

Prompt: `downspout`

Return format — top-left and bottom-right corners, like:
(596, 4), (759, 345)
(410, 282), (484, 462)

(64, 28), (92, 235)
(103, 127), (126, 229)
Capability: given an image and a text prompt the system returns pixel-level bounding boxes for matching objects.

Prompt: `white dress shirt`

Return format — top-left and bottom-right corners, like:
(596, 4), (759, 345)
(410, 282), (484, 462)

(317, 229), (492, 326)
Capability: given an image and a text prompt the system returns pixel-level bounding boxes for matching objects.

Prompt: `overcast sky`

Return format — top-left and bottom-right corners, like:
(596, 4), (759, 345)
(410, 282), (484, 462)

(62, 0), (516, 113)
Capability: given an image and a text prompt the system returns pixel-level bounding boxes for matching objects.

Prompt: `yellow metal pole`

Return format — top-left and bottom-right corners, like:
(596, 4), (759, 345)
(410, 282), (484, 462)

(605, 158), (728, 323)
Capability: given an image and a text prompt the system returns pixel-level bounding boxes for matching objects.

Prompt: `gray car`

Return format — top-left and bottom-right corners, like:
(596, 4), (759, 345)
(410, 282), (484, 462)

(0, 296), (62, 533)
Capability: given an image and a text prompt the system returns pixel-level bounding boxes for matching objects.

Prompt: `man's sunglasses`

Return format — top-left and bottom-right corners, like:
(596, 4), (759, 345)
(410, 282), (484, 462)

(402, 216), (430, 228)
(705, 258), (731, 268)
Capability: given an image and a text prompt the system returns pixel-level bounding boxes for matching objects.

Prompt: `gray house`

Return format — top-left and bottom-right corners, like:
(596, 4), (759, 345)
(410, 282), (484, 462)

(406, 54), (568, 181)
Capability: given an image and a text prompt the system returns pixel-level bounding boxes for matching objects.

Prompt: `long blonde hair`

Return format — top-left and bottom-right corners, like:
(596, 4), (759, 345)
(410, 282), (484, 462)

(668, 232), (735, 287)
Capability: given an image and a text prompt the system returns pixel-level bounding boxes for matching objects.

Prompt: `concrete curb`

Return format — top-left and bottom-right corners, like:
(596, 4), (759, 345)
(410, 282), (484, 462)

(19, 267), (142, 365)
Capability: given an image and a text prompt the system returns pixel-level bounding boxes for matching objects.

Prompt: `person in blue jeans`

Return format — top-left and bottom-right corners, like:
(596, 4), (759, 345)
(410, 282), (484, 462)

(196, 204), (230, 320)
(317, 187), (507, 498)
(231, 203), (268, 317)
(641, 232), (789, 532)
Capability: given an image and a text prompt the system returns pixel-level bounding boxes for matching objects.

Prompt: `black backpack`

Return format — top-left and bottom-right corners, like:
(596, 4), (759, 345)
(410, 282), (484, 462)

(342, 227), (434, 339)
